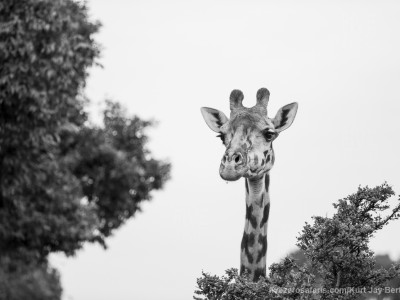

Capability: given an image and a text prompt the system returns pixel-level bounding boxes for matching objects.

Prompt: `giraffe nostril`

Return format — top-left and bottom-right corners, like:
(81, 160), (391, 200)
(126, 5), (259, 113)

(234, 153), (243, 165)
(223, 152), (244, 165)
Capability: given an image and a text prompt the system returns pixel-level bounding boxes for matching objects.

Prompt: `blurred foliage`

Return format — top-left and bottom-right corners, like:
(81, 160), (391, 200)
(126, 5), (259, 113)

(0, 0), (170, 299)
(0, 257), (62, 300)
(194, 183), (400, 300)
(61, 100), (171, 238)
(0, 0), (100, 258)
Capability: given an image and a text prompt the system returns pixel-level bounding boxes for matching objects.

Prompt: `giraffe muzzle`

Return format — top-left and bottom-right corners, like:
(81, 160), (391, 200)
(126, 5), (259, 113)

(219, 152), (248, 181)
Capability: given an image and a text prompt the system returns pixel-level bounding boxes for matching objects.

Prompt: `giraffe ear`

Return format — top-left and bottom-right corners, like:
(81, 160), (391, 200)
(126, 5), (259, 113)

(272, 102), (298, 133)
(200, 107), (229, 133)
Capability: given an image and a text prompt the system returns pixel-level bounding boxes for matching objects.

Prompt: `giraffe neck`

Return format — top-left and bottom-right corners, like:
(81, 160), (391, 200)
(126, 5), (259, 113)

(240, 173), (270, 281)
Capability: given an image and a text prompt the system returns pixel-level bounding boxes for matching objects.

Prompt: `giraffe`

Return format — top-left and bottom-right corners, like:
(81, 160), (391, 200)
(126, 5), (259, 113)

(200, 88), (298, 282)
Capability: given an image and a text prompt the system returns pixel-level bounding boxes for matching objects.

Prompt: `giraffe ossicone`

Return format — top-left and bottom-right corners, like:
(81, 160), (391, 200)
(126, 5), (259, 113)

(200, 87), (298, 281)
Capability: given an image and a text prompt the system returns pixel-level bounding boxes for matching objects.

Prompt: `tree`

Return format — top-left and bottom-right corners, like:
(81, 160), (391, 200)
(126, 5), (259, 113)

(194, 183), (400, 300)
(0, 257), (62, 300)
(0, 0), (101, 259)
(61, 100), (171, 239)
(0, 0), (170, 298)
(373, 255), (400, 300)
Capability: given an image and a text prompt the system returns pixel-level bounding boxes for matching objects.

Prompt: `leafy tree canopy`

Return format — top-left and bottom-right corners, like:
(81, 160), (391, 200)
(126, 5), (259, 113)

(1, 0), (100, 259)
(0, 257), (62, 300)
(0, 0), (171, 292)
(61, 100), (171, 240)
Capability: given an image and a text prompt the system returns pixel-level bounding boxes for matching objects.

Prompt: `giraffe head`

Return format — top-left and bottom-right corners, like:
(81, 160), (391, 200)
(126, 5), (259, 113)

(201, 88), (298, 181)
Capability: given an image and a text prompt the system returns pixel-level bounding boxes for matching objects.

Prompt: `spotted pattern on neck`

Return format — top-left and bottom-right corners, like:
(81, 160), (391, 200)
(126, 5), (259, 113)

(240, 173), (270, 281)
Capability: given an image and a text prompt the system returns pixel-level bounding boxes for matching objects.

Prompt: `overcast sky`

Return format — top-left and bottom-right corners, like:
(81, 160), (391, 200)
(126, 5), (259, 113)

(50, 1), (400, 299)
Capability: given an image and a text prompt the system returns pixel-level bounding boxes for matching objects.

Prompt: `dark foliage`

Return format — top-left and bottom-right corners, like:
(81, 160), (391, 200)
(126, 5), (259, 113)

(0, 257), (62, 300)
(0, 0), (101, 259)
(61, 100), (171, 238)
(0, 0), (170, 298)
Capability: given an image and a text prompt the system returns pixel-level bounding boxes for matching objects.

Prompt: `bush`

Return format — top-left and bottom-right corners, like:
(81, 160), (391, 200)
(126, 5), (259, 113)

(194, 183), (400, 300)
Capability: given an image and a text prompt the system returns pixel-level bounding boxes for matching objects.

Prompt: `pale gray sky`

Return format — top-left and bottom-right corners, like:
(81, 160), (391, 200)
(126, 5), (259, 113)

(50, 1), (400, 299)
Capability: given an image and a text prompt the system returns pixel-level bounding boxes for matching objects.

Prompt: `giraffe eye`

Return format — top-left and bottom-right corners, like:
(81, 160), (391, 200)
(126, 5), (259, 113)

(262, 129), (276, 141)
